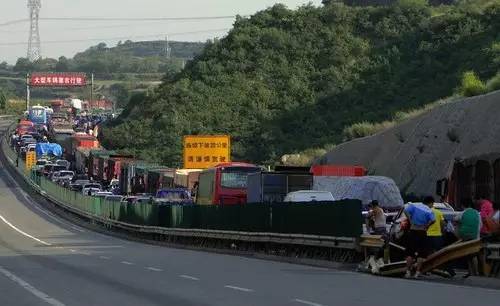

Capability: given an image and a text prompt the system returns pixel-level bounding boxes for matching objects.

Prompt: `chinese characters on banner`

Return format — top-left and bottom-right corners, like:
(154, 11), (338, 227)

(29, 73), (87, 87)
(183, 135), (231, 169)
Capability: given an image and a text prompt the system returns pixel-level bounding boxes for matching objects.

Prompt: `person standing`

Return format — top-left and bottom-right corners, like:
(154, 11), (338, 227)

(427, 198), (445, 253)
(404, 198), (436, 278)
(455, 199), (481, 241)
(476, 195), (493, 236)
(367, 200), (387, 235)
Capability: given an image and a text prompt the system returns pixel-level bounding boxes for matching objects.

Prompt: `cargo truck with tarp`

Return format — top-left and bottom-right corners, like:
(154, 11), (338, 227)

(313, 176), (404, 210)
(74, 147), (92, 174)
(105, 155), (134, 183)
(145, 168), (176, 195)
(88, 150), (115, 180)
(67, 133), (100, 162)
(119, 160), (149, 195)
(247, 171), (313, 203)
(35, 143), (63, 158)
(174, 169), (202, 191)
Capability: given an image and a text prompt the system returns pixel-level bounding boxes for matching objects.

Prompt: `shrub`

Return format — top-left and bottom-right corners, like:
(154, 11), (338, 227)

(460, 71), (486, 97)
(486, 72), (500, 92)
(342, 121), (394, 141)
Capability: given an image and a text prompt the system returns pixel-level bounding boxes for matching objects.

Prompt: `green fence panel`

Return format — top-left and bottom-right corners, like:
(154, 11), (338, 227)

(270, 200), (363, 237)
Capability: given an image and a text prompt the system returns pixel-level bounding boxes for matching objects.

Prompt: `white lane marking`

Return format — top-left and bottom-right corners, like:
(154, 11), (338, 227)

(224, 285), (254, 292)
(121, 261), (134, 265)
(146, 267), (163, 272)
(69, 249), (76, 253)
(99, 256), (110, 260)
(0, 265), (66, 306)
(293, 298), (325, 306)
(0, 213), (52, 246)
(179, 275), (199, 281)
(0, 159), (86, 234)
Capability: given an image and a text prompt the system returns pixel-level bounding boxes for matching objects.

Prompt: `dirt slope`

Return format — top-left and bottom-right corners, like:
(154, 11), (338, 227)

(316, 90), (500, 197)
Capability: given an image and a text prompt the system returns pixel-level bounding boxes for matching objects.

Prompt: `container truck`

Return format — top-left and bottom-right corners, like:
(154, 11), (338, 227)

(246, 171), (313, 203)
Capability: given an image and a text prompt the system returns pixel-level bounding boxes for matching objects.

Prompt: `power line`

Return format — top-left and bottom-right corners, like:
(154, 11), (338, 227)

(0, 15), (240, 27)
(0, 28), (230, 46)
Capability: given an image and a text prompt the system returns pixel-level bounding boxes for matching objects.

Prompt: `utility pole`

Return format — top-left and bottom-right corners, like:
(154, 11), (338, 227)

(27, 0), (42, 61)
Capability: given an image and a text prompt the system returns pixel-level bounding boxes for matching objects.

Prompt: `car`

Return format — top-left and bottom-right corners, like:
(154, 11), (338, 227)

(283, 190), (336, 202)
(71, 174), (89, 183)
(94, 191), (113, 199)
(70, 179), (90, 192)
(82, 183), (102, 196)
(104, 195), (124, 202)
(51, 170), (74, 183)
(34, 159), (50, 172)
(43, 164), (67, 177)
(155, 188), (193, 204)
(121, 196), (151, 204)
(54, 159), (70, 170)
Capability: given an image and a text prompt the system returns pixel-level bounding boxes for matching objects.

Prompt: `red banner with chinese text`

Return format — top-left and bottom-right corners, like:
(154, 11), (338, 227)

(29, 72), (87, 87)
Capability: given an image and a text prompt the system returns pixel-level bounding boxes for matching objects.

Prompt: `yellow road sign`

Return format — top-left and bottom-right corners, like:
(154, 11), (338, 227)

(25, 151), (37, 171)
(183, 135), (230, 169)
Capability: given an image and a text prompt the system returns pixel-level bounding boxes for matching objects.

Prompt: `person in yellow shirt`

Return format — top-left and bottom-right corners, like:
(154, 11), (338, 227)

(427, 198), (445, 253)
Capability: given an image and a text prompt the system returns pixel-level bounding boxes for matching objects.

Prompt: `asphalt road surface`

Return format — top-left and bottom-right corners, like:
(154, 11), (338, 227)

(1, 119), (500, 306)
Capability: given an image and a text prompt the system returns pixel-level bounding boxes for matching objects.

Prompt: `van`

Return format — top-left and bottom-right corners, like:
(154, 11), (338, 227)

(283, 190), (335, 203)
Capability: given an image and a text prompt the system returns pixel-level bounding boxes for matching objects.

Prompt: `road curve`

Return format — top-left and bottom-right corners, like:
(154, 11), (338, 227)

(1, 119), (499, 306)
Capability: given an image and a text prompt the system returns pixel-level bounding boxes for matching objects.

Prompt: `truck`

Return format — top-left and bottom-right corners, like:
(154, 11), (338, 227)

(105, 156), (134, 183)
(174, 169), (202, 191)
(67, 134), (100, 162)
(145, 168), (176, 195)
(195, 162), (261, 205)
(246, 171), (313, 203)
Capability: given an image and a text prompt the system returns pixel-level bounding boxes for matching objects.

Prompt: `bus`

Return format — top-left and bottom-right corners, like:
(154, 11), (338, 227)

(29, 105), (48, 126)
(195, 162), (261, 205)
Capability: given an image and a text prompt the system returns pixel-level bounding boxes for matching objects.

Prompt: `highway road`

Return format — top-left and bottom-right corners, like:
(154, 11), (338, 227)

(1, 119), (500, 306)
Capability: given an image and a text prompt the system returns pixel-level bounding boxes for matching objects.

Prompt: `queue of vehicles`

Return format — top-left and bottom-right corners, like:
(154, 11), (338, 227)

(13, 104), (413, 214)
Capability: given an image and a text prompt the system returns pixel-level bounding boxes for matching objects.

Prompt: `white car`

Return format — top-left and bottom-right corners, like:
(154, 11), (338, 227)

(82, 183), (102, 196)
(283, 190), (335, 203)
(94, 191), (113, 199)
(52, 170), (74, 183)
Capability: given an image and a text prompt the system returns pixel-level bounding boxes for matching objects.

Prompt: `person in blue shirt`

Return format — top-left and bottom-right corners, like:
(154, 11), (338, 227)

(403, 197), (436, 278)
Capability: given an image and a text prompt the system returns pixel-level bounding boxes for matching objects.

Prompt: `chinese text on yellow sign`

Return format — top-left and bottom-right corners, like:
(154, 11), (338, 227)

(183, 135), (230, 169)
(25, 151), (36, 171)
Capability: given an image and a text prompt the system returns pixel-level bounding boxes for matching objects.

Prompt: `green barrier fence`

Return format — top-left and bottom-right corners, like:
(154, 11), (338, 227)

(34, 174), (363, 237)
(4, 132), (363, 238)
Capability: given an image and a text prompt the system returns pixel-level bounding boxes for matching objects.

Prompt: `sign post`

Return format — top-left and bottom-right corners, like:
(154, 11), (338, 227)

(183, 135), (230, 169)
(25, 151), (36, 172)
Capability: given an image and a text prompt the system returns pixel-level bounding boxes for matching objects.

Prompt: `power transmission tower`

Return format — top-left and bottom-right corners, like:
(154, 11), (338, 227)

(27, 0), (42, 61)
(164, 36), (172, 59)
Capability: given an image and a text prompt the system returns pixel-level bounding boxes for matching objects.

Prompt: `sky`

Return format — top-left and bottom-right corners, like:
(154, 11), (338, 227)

(0, 0), (322, 64)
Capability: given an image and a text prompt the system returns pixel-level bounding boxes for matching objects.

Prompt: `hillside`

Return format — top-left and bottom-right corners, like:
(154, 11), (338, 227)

(100, 1), (500, 167)
(316, 90), (500, 198)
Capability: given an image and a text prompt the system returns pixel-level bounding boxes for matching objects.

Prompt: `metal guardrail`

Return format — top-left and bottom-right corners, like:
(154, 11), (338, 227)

(1, 128), (358, 252)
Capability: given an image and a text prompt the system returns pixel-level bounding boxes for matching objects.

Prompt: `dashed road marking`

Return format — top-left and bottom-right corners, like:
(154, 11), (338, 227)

(0, 265), (66, 306)
(69, 249), (76, 253)
(99, 256), (111, 260)
(0, 213), (52, 246)
(121, 261), (134, 265)
(224, 285), (254, 292)
(179, 275), (199, 281)
(293, 298), (325, 306)
(146, 267), (163, 272)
